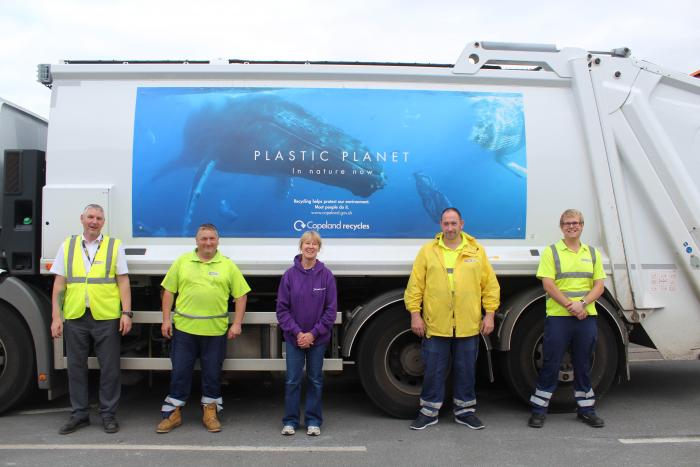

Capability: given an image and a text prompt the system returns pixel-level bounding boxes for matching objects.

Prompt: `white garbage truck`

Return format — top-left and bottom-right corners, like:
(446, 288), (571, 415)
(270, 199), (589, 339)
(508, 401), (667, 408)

(0, 41), (698, 416)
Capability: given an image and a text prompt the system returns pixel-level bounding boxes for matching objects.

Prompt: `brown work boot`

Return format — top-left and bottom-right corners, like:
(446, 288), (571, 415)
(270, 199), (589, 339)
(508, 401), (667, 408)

(156, 407), (182, 433)
(202, 403), (221, 432)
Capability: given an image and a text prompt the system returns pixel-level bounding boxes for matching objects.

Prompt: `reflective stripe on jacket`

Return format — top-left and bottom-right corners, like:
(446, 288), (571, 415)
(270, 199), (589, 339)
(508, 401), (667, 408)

(404, 232), (500, 337)
(62, 235), (122, 320)
(537, 240), (606, 316)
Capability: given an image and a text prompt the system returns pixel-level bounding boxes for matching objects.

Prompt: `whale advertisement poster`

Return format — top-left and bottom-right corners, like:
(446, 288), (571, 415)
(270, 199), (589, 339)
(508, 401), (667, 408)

(132, 87), (527, 238)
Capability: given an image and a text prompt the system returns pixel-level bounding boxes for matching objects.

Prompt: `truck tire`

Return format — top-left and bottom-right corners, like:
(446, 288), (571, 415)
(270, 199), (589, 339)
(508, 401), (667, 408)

(502, 305), (618, 411)
(0, 304), (35, 414)
(357, 307), (421, 418)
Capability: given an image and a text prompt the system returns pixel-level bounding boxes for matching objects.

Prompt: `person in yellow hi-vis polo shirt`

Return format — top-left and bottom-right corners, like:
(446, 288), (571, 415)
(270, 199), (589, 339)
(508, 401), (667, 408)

(528, 209), (606, 429)
(156, 223), (250, 434)
(50, 204), (132, 435)
(405, 207), (500, 431)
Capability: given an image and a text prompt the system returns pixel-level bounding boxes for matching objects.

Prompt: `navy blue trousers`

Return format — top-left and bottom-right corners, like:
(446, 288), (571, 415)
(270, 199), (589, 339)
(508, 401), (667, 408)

(419, 335), (479, 418)
(161, 328), (227, 414)
(531, 316), (598, 414)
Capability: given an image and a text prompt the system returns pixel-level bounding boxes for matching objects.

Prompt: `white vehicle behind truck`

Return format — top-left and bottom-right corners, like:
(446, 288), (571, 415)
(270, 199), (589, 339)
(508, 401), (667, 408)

(0, 97), (48, 411)
(0, 41), (698, 416)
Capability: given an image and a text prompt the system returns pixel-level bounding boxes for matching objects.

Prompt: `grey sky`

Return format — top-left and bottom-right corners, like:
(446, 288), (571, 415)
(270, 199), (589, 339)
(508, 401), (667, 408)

(2, 0), (698, 118)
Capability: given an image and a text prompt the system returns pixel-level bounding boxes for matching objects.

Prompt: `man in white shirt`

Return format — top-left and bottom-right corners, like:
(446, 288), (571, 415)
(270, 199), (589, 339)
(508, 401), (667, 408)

(50, 204), (131, 434)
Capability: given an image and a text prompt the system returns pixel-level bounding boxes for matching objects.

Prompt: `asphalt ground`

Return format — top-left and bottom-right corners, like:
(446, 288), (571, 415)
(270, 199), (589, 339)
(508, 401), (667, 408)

(1, 359), (699, 466)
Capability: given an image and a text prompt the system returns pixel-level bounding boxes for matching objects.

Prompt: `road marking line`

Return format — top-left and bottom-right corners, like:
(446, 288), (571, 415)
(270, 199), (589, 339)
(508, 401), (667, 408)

(16, 407), (73, 415)
(619, 436), (700, 444)
(0, 444), (367, 452)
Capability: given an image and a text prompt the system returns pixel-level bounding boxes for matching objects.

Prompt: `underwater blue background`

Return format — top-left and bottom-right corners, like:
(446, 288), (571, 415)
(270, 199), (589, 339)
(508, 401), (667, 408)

(132, 87), (527, 238)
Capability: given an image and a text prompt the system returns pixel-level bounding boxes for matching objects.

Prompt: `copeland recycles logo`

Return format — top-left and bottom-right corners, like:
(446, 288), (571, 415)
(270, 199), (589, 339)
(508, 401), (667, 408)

(293, 220), (370, 232)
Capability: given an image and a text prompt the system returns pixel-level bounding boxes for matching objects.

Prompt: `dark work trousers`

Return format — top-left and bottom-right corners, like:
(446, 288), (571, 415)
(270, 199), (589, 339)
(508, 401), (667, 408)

(418, 335), (479, 418)
(161, 328), (227, 414)
(63, 310), (121, 420)
(531, 316), (598, 415)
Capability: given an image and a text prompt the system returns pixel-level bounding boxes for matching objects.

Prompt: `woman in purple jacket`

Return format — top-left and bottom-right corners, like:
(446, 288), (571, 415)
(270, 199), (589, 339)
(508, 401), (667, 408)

(276, 230), (337, 436)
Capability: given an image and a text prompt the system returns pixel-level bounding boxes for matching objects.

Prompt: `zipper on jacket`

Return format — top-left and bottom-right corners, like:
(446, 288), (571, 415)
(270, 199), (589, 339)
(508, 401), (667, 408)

(451, 289), (456, 337)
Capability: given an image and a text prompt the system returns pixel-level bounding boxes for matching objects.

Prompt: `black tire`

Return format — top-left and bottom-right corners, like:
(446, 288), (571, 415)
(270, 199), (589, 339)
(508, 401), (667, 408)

(357, 307), (422, 418)
(0, 304), (35, 414)
(502, 302), (618, 412)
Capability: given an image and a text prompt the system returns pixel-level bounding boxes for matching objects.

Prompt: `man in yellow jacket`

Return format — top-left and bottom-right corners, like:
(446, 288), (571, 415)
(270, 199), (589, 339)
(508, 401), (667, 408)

(405, 207), (500, 430)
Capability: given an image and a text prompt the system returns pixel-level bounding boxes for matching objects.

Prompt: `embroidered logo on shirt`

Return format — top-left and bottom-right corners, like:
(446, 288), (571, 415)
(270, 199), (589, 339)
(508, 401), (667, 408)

(209, 271), (219, 276)
(313, 287), (326, 291)
(581, 258), (592, 263)
(464, 259), (478, 263)
(92, 260), (104, 265)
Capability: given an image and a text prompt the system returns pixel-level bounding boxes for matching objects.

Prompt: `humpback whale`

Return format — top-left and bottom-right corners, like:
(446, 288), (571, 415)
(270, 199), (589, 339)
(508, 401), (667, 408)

(158, 92), (387, 234)
(470, 96), (527, 178)
(414, 171), (452, 224)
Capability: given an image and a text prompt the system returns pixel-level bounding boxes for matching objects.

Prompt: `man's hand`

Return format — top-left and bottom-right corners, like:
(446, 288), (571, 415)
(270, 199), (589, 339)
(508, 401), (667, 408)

(119, 315), (132, 336)
(227, 322), (242, 340)
(566, 301), (588, 320)
(410, 313), (425, 337)
(51, 275), (66, 339)
(481, 312), (495, 335)
(161, 321), (173, 339)
(51, 318), (63, 338)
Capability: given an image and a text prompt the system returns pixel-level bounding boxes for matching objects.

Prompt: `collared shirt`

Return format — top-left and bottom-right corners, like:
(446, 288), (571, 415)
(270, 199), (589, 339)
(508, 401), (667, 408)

(536, 239), (606, 316)
(438, 233), (468, 292)
(162, 249), (251, 336)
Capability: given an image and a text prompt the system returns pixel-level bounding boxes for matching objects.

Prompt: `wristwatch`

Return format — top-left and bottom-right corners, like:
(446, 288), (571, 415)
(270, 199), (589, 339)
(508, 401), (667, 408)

(579, 299), (587, 306)
(122, 311), (134, 318)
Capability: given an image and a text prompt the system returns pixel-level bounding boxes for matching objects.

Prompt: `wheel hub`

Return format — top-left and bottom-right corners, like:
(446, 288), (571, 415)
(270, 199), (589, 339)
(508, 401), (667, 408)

(384, 329), (423, 395)
(533, 337), (576, 383)
(399, 341), (424, 377)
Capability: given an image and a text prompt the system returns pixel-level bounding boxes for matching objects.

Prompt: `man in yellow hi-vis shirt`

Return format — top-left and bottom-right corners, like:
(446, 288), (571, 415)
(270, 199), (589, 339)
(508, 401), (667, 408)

(405, 207), (500, 431)
(156, 224), (250, 434)
(50, 204), (132, 435)
(528, 209), (606, 429)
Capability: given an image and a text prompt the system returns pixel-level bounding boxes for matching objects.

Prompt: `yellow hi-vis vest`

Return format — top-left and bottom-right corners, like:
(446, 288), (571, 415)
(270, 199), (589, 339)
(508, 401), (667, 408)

(62, 235), (122, 320)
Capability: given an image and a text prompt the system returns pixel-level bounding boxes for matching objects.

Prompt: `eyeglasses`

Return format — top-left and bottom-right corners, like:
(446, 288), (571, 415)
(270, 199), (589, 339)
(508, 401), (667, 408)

(561, 221), (582, 227)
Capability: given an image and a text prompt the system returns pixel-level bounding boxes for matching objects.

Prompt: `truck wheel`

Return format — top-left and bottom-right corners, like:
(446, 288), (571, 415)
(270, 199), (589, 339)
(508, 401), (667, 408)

(503, 304), (618, 411)
(0, 305), (35, 413)
(357, 307), (421, 418)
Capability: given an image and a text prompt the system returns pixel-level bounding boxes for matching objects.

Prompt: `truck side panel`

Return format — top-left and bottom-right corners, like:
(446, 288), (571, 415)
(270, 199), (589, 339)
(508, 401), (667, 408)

(590, 58), (700, 358)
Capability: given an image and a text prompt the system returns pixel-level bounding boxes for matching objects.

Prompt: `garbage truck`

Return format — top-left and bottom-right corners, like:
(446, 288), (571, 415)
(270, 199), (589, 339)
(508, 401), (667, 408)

(1, 41), (698, 417)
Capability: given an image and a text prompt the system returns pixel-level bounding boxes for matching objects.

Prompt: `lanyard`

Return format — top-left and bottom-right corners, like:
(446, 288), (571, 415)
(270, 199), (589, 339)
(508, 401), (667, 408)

(82, 237), (102, 267)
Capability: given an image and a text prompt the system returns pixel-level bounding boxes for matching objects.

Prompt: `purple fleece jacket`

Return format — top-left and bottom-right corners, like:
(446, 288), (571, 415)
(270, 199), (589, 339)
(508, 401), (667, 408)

(276, 254), (338, 348)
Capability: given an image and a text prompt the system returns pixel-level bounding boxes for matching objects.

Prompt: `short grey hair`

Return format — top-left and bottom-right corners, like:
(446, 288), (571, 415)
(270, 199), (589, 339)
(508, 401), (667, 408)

(83, 204), (104, 214)
(196, 223), (219, 237)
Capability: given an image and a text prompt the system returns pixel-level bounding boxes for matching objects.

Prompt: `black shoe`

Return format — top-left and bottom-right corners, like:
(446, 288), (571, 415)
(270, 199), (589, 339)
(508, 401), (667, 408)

(577, 412), (605, 428)
(410, 413), (438, 430)
(454, 413), (485, 430)
(59, 417), (90, 435)
(528, 413), (546, 428)
(103, 417), (120, 433)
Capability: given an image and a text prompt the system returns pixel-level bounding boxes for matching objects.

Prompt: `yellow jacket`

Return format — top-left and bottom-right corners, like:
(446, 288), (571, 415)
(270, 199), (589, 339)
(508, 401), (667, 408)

(404, 232), (500, 337)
